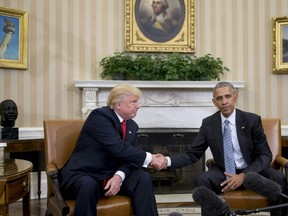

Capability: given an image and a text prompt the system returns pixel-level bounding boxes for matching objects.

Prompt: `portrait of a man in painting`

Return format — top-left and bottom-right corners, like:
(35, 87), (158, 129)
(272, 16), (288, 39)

(135, 0), (185, 43)
(282, 25), (288, 63)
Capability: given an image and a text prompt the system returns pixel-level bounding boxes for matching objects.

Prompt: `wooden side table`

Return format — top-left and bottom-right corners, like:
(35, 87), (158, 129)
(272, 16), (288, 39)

(0, 159), (32, 216)
(2, 139), (44, 200)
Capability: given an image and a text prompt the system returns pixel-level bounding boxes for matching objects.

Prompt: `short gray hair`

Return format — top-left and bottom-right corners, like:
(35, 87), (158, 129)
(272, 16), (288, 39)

(212, 82), (237, 97)
(160, 0), (169, 9)
(153, 0), (169, 10)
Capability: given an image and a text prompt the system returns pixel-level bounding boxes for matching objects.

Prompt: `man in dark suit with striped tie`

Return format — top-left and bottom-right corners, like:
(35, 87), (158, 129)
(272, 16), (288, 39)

(160, 82), (288, 216)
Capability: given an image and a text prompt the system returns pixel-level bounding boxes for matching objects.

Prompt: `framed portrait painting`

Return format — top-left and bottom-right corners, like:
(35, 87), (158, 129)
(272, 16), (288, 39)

(0, 7), (28, 70)
(272, 16), (288, 73)
(124, 0), (195, 53)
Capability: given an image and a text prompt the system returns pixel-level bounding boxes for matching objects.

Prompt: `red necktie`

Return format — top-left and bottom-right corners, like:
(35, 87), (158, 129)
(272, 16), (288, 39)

(121, 120), (127, 140)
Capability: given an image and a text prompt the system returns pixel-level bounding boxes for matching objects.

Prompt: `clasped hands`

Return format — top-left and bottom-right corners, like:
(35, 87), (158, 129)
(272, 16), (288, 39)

(150, 153), (168, 170)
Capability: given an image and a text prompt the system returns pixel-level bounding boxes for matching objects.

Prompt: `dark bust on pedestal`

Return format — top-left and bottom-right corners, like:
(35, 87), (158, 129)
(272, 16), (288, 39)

(0, 99), (19, 140)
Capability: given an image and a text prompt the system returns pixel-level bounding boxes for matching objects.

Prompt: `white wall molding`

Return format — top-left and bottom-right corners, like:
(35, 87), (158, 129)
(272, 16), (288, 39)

(30, 171), (47, 200)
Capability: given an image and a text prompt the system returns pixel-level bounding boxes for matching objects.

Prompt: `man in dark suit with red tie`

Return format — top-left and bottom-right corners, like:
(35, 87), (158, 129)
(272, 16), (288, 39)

(59, 84), (165, 216)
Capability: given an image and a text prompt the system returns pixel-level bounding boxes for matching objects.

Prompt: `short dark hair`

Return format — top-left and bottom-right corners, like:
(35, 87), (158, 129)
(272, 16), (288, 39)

(213, 82), (237, 98)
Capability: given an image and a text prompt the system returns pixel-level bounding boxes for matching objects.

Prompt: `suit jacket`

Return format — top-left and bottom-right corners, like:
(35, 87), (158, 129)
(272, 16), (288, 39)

(170, 109), (272, 174)
(59, 106), (147, 188)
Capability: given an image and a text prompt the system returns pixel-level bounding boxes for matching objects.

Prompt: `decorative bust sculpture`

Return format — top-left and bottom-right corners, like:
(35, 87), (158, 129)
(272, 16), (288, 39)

(0, 99), (18, 128)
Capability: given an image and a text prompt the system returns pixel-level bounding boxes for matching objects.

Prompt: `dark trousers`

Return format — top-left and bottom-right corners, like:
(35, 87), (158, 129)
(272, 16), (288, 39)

(196, 167), (288, 216)
(121, 170), (159, 216)
(61, 169), (158, 216)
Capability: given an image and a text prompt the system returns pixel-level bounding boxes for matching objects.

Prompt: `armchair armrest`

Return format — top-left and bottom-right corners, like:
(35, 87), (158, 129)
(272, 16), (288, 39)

(46, 163), (70, 216)
(47, 163), (58, 173)
(275, 155), (288, 168)
(275, 155), (288, 181)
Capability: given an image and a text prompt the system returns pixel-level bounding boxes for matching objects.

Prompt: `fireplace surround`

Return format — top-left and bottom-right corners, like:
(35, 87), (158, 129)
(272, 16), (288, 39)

(137, 130), (203, 194)
(75, 80), (244, 128)
(75, 80), (245, 193)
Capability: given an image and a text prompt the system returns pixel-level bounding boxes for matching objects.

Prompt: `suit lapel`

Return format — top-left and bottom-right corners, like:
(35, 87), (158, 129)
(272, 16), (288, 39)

(108, 108), (126, 140)
(212, 113), (224, 157)
(235, 110), (248, 156)
(125, 120), (135, 141)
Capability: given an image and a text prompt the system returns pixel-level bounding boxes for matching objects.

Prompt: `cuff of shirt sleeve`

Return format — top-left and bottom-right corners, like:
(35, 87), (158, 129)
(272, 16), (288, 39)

(115, 171), (125, 183)
(143, 152), (152, 168)
(166, 156), (171, 167)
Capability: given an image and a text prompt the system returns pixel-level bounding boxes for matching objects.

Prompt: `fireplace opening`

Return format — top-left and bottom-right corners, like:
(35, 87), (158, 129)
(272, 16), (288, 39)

(136, 130), (205, 194)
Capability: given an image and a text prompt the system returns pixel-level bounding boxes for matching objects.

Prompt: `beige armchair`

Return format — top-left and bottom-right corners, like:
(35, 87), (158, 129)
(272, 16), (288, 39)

(206, 118), (288, 210)
(43, 119), (133, 216)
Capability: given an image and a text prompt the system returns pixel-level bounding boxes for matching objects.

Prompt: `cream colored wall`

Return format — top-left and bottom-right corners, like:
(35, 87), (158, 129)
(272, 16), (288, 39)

(0, 0), (288, 127)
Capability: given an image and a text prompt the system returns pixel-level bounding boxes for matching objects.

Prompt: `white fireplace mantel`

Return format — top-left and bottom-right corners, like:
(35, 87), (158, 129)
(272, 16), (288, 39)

(75, 80), (245, 89)
(75, 80), (245, 129)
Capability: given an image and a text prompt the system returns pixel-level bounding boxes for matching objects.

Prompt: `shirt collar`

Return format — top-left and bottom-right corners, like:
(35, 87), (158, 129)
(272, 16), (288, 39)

(221, 109), (236, 126)
(114, 111), (124, 123)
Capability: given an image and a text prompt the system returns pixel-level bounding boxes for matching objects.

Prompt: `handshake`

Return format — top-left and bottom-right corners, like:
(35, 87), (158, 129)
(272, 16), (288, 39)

(150, 154), (168, 170)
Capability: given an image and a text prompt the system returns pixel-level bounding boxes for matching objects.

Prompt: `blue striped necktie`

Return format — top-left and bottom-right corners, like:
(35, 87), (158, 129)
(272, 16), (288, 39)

(223, 119), (236, 177)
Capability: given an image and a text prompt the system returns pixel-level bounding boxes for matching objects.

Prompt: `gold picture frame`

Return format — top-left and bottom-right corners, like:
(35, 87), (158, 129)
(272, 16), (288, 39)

(0, 7), (28, 69)
(124, 0), (195, 53)
(272, 16), (288, 73)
